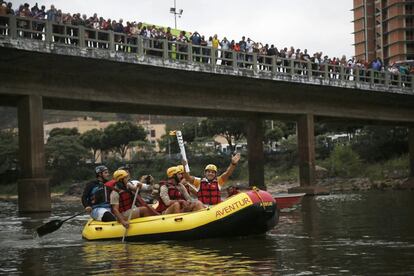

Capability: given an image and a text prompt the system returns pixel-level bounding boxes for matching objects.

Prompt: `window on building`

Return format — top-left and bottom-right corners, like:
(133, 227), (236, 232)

(407, 30), (414, 41)
(406, 4), (414, 15)
(407, 43), (414, 58)
(406, 17), (414, 28)
(150, 129), (156, 138)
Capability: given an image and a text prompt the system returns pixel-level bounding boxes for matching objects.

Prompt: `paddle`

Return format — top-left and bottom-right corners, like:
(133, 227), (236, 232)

(36, 211), (86, 237)
(122, 187), (139, 242)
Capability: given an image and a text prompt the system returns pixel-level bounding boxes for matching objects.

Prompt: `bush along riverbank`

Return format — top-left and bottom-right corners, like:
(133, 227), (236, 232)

(265, 177), (414, 194)
(265, 153), (414, 193)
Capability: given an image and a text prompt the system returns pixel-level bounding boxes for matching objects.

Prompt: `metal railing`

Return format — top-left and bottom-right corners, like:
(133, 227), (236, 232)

(1, 14), (413, 92)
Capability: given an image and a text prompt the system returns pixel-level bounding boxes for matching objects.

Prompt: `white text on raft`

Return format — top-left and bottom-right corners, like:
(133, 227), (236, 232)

(215, 197), (251, 218)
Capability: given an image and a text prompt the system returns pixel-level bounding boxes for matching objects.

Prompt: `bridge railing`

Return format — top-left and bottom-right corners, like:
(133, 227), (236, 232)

(1, 14), (413, 92)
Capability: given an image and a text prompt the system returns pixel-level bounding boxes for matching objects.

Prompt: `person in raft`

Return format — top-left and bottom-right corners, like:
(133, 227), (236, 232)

(110, 169), (153, 228)
(106, 165), (151, 191)
(182, 153), (241, 206)
(81, 165), (116, 222)
(176, 164), (198, 198)
(155, 166), (205, 214)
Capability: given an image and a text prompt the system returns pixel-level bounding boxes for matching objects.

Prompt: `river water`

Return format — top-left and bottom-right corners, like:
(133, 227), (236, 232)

(1, 190), (414, 275)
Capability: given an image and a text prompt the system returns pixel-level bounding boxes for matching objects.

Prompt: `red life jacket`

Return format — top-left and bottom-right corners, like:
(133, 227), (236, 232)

(113, 182), (137, 213)
(197, 178), (221, 205)
(155, 180), (185, 213)
(105, 179), (117, 189)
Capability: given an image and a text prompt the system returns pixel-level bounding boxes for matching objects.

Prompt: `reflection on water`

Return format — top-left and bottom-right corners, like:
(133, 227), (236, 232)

(81, 242), (274, 275)
(1, 190), (414, 275)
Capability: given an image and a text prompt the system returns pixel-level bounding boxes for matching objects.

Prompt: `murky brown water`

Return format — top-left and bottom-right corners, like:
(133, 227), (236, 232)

(1, 190), (414, 275)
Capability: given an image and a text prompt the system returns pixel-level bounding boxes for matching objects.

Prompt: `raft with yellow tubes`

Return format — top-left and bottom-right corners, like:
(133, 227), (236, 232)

(82, 189), (278, 241)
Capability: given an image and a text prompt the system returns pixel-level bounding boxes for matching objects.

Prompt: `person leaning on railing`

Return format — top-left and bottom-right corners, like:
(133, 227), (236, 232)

(0, 3), (8, 35)
(220, 37), (231, 65)
(0, 2), (7, 15)
(0, 2), (14, 16)
(190, 31), (201, 62)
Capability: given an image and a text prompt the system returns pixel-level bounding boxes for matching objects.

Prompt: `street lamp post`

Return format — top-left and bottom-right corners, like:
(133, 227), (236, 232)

(170, 0), (183, 29)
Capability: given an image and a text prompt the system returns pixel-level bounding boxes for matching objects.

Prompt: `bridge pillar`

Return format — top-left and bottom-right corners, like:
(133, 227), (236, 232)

(247, 116), (265, 190)
(17, 95), (51, 212)
(289, 114), (329, 195)
(410, 127), (414, 178)
(400, 127), (414, 189)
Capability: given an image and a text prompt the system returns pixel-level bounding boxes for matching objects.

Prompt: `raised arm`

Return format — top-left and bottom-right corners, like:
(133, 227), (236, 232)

(219, 153), (241, 183)
(181, 159), (196, 184)
(177, 182), (192, 201)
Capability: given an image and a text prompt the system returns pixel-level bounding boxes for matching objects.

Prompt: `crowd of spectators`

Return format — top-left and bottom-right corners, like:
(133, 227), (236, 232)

(1, 1), (413, 82)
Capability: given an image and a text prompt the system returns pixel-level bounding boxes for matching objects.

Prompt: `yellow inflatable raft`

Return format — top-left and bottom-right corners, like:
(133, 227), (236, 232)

(82, 189), (278, 241)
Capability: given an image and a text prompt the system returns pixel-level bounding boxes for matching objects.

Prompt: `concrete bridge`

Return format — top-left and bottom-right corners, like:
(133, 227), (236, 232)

(1, 15), (414, 212)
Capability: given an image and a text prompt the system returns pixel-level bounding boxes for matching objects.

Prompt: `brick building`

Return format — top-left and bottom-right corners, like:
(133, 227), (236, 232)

(353, 0), (414, 65)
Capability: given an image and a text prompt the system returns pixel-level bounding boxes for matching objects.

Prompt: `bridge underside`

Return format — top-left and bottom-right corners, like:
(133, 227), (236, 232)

(1, 48), (414, 211)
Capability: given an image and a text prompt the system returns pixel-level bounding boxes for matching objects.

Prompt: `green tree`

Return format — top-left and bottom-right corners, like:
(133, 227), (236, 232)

(200, 118), (246, 152)
(325, 144), (362, 177)
(102, 122), (147, 160)
(45, 135), (91, 184)
(48, 127), (79, 142)
(315, 134), (333, 160)
(181, 121), (202, 142)
(351, 126), (408, 162)
(279, 134), (298, 168)
(158, 131), (180, 155)
(0, 130), (18, 173)
(266, 120), (296, 139)
(80, 129), (104, 163)
(264, 127), (284, 144)
(131, 140), (156, 160)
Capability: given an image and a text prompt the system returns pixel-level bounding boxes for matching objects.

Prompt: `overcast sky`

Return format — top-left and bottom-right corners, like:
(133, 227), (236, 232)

(12, 0), (354, 58)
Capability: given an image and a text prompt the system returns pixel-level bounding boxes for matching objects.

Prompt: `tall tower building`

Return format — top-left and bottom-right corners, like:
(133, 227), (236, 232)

(352, 0), (414, 65)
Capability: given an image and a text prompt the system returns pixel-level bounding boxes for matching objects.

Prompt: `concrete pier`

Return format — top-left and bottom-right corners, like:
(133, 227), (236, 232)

(410, 127), (414, 178)
(247, 116), (265, 190)
(401, 127), (414, 189)
(289, 114), (329, 195)
(17, 95), (50, 212)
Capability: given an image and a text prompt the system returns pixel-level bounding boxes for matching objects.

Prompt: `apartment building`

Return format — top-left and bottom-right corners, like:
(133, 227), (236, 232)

(353, 0), (414, 65)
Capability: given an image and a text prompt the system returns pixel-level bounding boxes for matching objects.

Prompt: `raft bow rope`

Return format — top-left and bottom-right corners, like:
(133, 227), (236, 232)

(252, 186), (266, 210)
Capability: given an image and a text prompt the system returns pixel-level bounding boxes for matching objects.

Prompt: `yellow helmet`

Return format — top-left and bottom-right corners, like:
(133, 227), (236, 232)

(176, 165), (184, 174)
(166, 166), (180, 178)
(204, 164), (217, 172)
(113, 170), (129, 182)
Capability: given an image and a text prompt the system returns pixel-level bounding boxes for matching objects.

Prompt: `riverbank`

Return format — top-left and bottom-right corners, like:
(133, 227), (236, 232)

(266, 177), (414, 194)
(0, 192), (80, 202)
(1, 177), (413, 201)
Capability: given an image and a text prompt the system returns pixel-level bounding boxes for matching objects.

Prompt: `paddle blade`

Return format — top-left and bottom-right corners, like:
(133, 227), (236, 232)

(36, 220), (64, 237)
